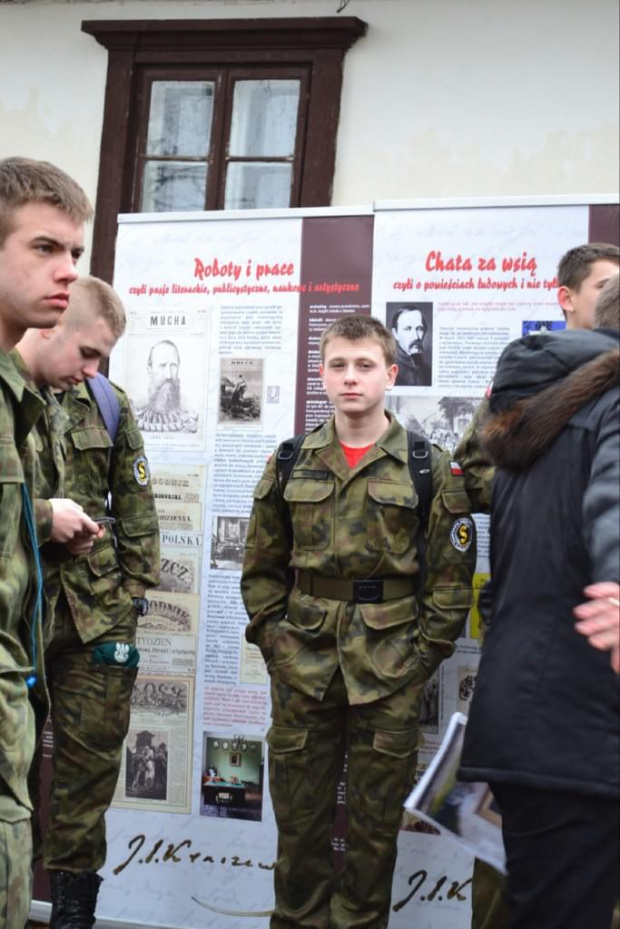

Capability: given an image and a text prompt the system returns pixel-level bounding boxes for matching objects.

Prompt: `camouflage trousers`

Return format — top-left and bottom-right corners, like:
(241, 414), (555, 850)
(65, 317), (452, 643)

(0, 794), (32, 929)
(30, 597), (138, 874)
(471, 857), (620, 929)
(471, 858), (510, 929)
(267, 669), (423, 929)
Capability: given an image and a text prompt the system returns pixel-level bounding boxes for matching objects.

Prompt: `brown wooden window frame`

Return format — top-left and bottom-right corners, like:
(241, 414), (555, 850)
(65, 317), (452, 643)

(132, 64), (311, 213)
(82, 17), (367, 282)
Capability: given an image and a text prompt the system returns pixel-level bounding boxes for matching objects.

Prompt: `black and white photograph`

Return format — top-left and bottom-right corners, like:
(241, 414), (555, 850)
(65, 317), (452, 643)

(114, 674), (193, 813)
(142, 591), (196, 635)
(386, 394), (481, 454)
(158, 546), (200, 594)
(125, 729), (169, 801)
(131, 337), (201, 434)
(210, 515), (250, 570)
(457, 666), (478, 714)
(386, 302), (434, 387)
(131, 678), (189, 713)
(200, 732), (266, 822)
(219, 357), (263, 424)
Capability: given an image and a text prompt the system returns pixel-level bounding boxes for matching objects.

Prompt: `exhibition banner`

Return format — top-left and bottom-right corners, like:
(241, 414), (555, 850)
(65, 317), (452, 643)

(35, 199), (614, 928)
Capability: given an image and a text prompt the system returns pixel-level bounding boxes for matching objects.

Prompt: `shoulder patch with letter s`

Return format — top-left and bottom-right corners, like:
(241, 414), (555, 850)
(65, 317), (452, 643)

(450, 517), (473, 552)
(133, 455), (150, 486)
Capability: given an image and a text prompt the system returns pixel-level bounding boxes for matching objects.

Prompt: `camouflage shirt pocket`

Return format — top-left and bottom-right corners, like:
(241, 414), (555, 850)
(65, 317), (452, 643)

(373, 726), (419, 759)
(284, 478), (334, 550)
(366, 480), (419, 554)
(118, 513), (159, 540)
(68, 426), (113, 502)
(273, 587), (328, 667)
(265, 726), (308, 821)
(0, 438), (25, 559)
(358, 595), (419, 680)
(125, 427), (144, 451)
(246, 478), (277, 548)
(430, 586), (474, 623)
(86, 541), (123, 595)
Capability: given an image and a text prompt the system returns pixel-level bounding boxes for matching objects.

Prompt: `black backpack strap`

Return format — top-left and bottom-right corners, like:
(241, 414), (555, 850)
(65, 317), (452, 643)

(274, 434), (305, 590)
(407, 431), (432, 528)
(406, 431), (433, 604)
(275, 434), (305, 500)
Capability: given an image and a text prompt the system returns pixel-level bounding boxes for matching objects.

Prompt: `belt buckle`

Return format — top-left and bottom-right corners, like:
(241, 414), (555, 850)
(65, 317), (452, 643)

(353, 579), (383, 603)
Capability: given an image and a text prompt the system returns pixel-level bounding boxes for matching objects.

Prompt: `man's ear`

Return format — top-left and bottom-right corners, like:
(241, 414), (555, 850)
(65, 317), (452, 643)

(557, 285), (574, 317)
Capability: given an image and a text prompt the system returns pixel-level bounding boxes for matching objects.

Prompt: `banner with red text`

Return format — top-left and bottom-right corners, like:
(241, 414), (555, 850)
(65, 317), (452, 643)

(38, 199), (615, 929)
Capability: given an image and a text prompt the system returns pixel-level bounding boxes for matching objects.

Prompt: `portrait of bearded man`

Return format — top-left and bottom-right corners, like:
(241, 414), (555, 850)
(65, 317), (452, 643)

(135, 338), (199, 432)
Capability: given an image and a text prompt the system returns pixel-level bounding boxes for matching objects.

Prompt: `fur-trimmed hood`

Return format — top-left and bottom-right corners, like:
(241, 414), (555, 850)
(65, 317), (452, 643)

(481, 328), (620, 470)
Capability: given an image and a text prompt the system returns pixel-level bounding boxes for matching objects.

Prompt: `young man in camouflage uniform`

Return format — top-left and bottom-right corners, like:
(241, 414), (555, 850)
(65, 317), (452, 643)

(241, 315), (476, 929)
(16, 275), (160, 928)
(0, 157), (92, 929)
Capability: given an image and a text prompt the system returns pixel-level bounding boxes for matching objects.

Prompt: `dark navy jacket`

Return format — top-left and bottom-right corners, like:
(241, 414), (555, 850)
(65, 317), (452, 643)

(460, 329), (619, 799)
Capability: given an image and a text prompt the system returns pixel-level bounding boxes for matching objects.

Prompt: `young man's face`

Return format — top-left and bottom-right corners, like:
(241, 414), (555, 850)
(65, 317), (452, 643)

(0, 202), (84, 347)
(38, 315), (117, 390)
(393, 309), (427, 355)
(559, 259), (619, 330)
(319, 336), (397, 418)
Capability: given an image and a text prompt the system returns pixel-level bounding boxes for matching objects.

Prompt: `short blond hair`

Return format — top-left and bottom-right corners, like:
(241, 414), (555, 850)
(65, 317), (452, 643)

(66, 276), (126, 340)
(319, 315), (396, 366)
(594, 274), (620, 330)
(0, 157), (92, 246)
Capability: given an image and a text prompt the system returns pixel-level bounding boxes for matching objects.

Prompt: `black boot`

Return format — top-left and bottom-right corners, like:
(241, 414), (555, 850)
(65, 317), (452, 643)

(49, 871), (102, 929)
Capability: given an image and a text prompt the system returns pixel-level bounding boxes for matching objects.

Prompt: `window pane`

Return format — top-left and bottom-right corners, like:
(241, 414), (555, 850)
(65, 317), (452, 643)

(229, 80), (300, 157)
(147, 81), (214, 157)
(224, 162), (293, 210)
(141, 161), (207, 212)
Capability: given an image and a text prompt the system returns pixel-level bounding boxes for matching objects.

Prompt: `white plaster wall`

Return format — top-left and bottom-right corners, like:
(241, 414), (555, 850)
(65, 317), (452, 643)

(1, 0), (618, 267)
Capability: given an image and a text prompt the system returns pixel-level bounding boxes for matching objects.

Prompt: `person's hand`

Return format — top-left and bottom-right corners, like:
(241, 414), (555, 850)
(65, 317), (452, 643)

(574, 582), (620, 674)
(64, 523), (106, 556)
(49, 499), (102, 543)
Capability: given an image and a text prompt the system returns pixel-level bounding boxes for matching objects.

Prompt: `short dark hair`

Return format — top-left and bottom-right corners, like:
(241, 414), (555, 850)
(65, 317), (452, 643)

(0, 157), (92, 246)
(594, 273), (620, 330)
(391, 305), (428, 332)
(319, 315), (396, 366)
(557, 243), (619, 290)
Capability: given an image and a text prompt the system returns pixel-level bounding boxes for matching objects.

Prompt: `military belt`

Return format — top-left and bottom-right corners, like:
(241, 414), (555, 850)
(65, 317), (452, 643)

(295, 570), (416, 604)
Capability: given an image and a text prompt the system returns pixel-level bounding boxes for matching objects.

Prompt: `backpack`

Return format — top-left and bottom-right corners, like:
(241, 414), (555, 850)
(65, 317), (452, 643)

(275, 430), (433, 602)
(87, 374), (121, 443)
(86, 374), (121, 516)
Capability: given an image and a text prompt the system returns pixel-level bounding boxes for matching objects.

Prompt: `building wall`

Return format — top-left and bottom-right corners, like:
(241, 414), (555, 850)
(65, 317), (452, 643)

(1, 0), (618, 266)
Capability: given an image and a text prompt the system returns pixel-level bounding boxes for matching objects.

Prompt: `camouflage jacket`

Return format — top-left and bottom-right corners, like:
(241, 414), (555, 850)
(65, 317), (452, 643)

(0, 350), (47, 813)
(44, 380), (160, 643)
(11, 350), (67, 545)
(241, 414), (476, 704)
